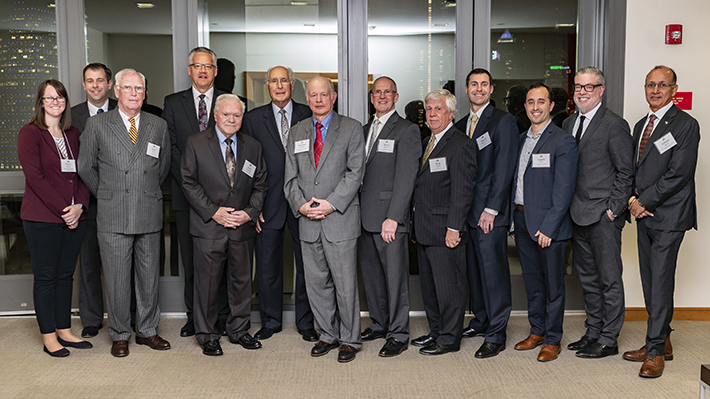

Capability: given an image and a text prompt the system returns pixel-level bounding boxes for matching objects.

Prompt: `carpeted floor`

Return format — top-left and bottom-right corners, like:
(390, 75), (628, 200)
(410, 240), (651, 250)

(0, 314), (707, 398)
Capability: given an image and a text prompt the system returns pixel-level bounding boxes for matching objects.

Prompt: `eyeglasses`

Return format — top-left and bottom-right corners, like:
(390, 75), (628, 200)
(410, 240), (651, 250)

(42, 96), (66, 103)
(190, 63), (215, 70)
(118, 85), (145, 93)
(372, 90), (396, 97)
(573, 84), (603, 92)
(645, 82), (674, 90)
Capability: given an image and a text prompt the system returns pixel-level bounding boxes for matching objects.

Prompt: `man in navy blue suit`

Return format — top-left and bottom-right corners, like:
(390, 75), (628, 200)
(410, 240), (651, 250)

(511, 83), (578, 362)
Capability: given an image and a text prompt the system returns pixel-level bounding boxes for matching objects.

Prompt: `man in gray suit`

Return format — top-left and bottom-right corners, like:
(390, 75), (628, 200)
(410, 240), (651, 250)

(562, 66), (633, 359)
(359, 76), (420, 357)
(79, 68), (171, 357)
(284, 77), (365, 363)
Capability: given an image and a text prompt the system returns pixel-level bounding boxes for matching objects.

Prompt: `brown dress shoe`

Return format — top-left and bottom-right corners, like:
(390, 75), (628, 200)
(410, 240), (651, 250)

(135, 335), (171, 350)
(537, 344), (561, 362)
(639, 354), (665, 378)
(111, 340), (129, 357)
(622, 336), (673, 362)
(514, 334), (545, 350)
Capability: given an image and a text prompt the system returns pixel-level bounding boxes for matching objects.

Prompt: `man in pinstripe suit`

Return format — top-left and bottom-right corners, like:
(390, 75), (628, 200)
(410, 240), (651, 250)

(78, 69), (171, 357)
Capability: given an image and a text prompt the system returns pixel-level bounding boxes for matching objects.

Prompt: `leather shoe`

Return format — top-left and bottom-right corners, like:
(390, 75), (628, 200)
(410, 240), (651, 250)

(379, 338), (408, 357)
(202, 339), (223, 356)
(57, 337), (93, 349)
(180, 320), (195, 337)
(361, 327), (387, 341)
(215, 320), (227, 336)
(230, 333), (262, 350)
(567, 335), (596, 351)
(311, 340), (339, 357)
(81, 325), (101, 338)
(575, 342), (618, 359)
(136, 335), (171, 350)
(515, 334), (545, 350)
(475, 342), (505, 358)
(254, 326), (282, 340)
(43, 345), (70, 357)
(338, 344), (357, 363)
(462, 326), (487, 338)
(298, 328), (319, 342)
(537, 344), (561, 362)
(111, 340), (129, 357)
(411, 334), (436, 348)
(623, 336), (673, 362)
(639, 354), (664, 378)
(419, 342), (458, 355)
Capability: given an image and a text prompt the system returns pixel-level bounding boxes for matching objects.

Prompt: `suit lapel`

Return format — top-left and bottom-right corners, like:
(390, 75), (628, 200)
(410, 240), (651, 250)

(180, 89), (200, 133)
(577, 108), (603, 152)
(127, 112), (152, 166)
(264, 104), (285, 152)
(109, 110), (136, 152)
(417, 126), (452, 176)
(208, 129), (232, 186)
(473, 105), (493, 139)
(234, 133), (247, 188)
(366, 112), (398, 164)
(639, 105), (678, 166)
(40, 129), (61, 159)
(527, 124), (554, 169)
(315, 113), (340, 174)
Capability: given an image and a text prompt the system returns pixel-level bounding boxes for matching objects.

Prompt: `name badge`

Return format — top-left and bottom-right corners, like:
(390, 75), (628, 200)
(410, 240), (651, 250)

(61, 159), (76, 173)
(146, 142), (160, 159)
(242, 159), (256, 178)
(429, 157), (447, 172)
(377, 139), (395, 153)
(653, 132), (677, 155)
(476, 132), (492, 150)
(294, 139), (309, 154)
(532, 153), (550, 168)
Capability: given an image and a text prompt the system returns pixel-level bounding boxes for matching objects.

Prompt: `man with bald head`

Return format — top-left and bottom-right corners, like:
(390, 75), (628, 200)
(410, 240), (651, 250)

(284, 77), (365, 362)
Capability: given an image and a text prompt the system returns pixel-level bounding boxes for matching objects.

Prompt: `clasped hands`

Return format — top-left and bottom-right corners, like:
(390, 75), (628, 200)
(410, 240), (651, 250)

(629, 198), (654, 219)
(61, 204), (83, 229)
(213, 207), (251, 228)
(299, 197), (334, 220)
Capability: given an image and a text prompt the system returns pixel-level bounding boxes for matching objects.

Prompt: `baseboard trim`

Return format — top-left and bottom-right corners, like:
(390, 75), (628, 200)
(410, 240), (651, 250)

(625, 307), (710, 321)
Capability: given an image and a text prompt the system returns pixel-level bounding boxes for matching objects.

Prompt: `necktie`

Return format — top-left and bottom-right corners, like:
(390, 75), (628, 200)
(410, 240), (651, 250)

(637, 114), (657, 164)
(128, 117), (138, 145)
(279, 109), (289, 149)
(366, 119), (381, 157)
(468, 114), (479, 138)
(96, 108), (104, 114)
(225, 138), (236, 187)
(198, 94), (208, 132)
(421, 134), (436, 169)
(314, 122), (323, 168)
(575, 115), (586, 145)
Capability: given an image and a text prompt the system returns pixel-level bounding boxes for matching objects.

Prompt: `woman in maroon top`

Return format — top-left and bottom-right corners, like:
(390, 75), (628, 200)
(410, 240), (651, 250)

(18, 80), (92, 357)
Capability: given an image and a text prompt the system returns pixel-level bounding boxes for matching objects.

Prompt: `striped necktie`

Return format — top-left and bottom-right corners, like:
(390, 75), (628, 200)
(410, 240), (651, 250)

(637, 114), (657, 164)
(421, 134), (436, 169)
(128, 117), (138, 145)
(468, 114), (478, 138)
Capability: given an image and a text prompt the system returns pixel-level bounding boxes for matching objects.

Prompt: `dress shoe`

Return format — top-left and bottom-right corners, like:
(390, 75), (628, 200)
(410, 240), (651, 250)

(475, 342), (505, 359)
(575, 342), (618, 359)
(623, 336), (673, 362)
(57, 337), (93, 349)
(411, 335), (436, 348)
(180, 320), (195, 337)
(43, 345), (70, 358)
(215, 320), (227, 336)
(639, 354), (664, 378)
(360, 327), (387, 341)
(298, 328), (319, 342)
(537, 344), (561, 362)
(338, 344), (357, 363)
(311, 340), (340, 357)
(462, 326), (487, 338)
(228, 333), (262, 350)
(136, 335), (171, 350)
(202, 339), (223, 356)
(254, 326), (282, 340)
(419, 342), (458, 356)
(567, 335), (596, 351)
(81, 325), (101, 338)
(111, 340), (129, 357)
(514, 334), (545, 350)
(379, 338), (408, 357)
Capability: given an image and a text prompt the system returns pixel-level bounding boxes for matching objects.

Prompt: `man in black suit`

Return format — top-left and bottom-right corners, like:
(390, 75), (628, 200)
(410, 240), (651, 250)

(454, 68), (518, 358)
(242, 66), (317, 342)
(71, 62), (117, 339)
(622, 66), (699, 378)
(162, 47), (228, 337)
(359, 77), (421, 357)
(562, 66), (633, 359)
(411, 89), (476, 356)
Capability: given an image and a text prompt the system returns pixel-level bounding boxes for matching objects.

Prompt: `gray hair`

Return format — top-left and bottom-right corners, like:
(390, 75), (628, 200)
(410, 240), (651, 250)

(214, 93), (245, 113)
(576, 66), (605, 86)
(266, 65), (295, 83)
(188, 47), (217, 66)
(114, 68), (146, 87)
(372, 76), (398, 92)
(307, 76), (335, 96)
(425, 89), (457, 114)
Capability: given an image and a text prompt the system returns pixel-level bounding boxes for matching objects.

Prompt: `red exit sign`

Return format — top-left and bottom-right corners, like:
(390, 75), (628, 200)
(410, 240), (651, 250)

(673, 92), (692, 110)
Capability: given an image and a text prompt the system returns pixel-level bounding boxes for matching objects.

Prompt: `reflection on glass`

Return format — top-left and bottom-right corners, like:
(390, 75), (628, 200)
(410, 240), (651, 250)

(0, 195), (30, 275)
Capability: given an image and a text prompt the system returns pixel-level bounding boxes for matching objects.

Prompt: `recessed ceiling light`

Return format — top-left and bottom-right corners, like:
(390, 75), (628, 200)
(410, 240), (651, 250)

(291, 1), (308, 5)
(443, 0), (456, 7)
(555, 23), (575, 27)
(303, 23), (315, 27)
(369, 26), (376, 30)
(136, 2), (155, 9)
(434, 23), (448, 27)
(211, 23), (218, 26)
(47, 3), (55, 7)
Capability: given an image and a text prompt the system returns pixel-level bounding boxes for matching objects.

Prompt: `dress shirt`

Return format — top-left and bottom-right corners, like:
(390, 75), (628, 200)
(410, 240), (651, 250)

(467, 103), (489, 137)
(88, 99), (110, 116)
(215, 126), (238, 163)
(192, 86), (215, 117)
(366, 108), (396, 155)
(430, 122), (454, 150)
(571, 101), (602, 140)
(271, 100), (294, 131)
(118, 109), (140, 132)
(514, 120), (552, 205)
(312, 112), (334, 142)
(636, 100), (673, 160)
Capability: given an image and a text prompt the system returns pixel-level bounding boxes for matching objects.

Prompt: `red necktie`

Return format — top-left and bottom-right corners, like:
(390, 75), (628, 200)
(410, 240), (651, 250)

(637, 114), (657, 165)
(314, 122), (323, 168)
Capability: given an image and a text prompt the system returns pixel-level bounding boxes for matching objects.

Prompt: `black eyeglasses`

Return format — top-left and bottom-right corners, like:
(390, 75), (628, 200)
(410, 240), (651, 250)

(573, 84), (603, 92)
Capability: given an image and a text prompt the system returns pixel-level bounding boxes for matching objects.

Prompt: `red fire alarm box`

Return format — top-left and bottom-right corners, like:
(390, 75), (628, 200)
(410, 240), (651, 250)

(666, 24), (682, 45)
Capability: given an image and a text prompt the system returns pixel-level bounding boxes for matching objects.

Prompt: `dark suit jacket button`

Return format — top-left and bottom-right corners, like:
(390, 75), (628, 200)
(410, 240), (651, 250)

(315, 181), (319, 185)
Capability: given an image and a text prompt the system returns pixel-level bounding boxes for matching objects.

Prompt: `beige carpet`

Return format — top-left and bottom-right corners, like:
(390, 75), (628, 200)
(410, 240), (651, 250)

(0, 315), (707, 398)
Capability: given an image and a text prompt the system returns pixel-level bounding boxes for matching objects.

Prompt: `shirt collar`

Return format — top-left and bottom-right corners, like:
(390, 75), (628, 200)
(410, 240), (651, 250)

(313, 112), (333, 130)
(579, 101), (602, 120)
(470, 102), (489, 119)
(87, 99), (109, 116)
(192, 86), (214, 103)
(215, 125), (236, 144)
(648, 100), (674, 122)
(526, 119), (552, 139)
(373, 108), (396, 127)
(272, 100), (293, 117)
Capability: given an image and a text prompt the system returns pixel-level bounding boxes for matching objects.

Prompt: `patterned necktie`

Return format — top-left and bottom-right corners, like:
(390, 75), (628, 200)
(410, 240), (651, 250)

(225, 138), (236, 187)
(366, 119), (381, 157)
(279, 109), (289, 149)
(96, 108), (104, 114)
(468, 114), (479, 138)
(198, 94), (208, 132)
(637, 114), (657, 164)
(128, 117), (138, 145)
(575, 115), (586, 145)
(314, 122), (323, 168)
(420, 134), (436, 169)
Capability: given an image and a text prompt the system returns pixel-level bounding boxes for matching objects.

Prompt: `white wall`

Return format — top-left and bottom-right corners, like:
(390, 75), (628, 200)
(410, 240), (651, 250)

(622, 0), (709, 307)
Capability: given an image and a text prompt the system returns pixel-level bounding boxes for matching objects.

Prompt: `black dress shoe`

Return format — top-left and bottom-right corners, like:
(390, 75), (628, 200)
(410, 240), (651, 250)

(43, 345), (70, 357)
(567, 335), (596, 351)
(361, 327), (387, 341)
(419, 342), (458, 356)
(411, 335), (436, 348)
(462, 326), (487, 338)
(202, 339), (224, 356)
(254, 326), (282, 340)
(229, 333), (262, 350)
(57, 337), (93, 349)
(180, 320), (195, 337)
(338, 345), (357, 363)
(81, 326), (101, 338)
(475, 342), (505, 358)
(575, 342), (619, 359)
(298, 328), (319, 342)
(215, 320), (227, 336)
(379, 338), (408, 357)
(311, 340), (340, 357)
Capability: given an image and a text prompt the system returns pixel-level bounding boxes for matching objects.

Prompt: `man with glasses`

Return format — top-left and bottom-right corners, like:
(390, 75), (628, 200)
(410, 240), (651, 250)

(562, 66), (633, 359)
(622, 65), (699, 378)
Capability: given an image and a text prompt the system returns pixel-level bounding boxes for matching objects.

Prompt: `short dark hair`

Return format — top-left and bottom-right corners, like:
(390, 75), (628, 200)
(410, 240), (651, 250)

(528, 82), (553, 102)
(466, 68), (493, 86)
(30, 80), (72, 131)
(648, 65), (677, 85)
(83, 63), (112, 81)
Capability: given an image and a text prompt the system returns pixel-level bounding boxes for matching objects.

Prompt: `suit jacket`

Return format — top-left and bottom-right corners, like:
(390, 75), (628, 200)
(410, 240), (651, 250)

(455, 105), (518, 229)
(78, 109), (170, 234)
(361, 111), (421, 233)
(633, 104), (699, 231)
(412, 126), (477, 247)
(242, 100), (312, 230)
(71, 99), (118, 132)
(284, 112), (365, 243)
(562, 105), (634, 226)
(163, 87), (227, 211)
(511, 122), (578, 241)
(181, 128), (268, 241)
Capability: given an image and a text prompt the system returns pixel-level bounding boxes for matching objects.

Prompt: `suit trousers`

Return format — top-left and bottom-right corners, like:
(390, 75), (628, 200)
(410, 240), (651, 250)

(637, 221), (685, 355)
(24, 220), (86, 334)
(514, 209), (566, 345)
(193, 236), (253, 344)
(417, 242), (466, 349)
(359, 230), (410, 343)
(98, 231), (161, 341)
(466, 226), (512, 344)
(301, 237), (362, 349)
(78, 195), (104, 329)
(572, 215), (625, 346)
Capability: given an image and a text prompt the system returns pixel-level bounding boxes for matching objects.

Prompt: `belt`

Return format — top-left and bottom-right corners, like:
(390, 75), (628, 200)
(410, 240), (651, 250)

(516, 205), (524, 211)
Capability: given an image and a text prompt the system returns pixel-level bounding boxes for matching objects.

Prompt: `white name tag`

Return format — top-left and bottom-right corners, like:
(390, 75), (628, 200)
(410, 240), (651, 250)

(377, 139), (395, 153)
(146, 142), (160, 159)
(294, 139), (309, 154)
(653, 132), (677, 155)
(429, 157), (447, 172)
(476, 132), (492, 150)
(242, 160), (256, 178)
(532, 153), (550, 168)
(61, 159), (76, 173)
